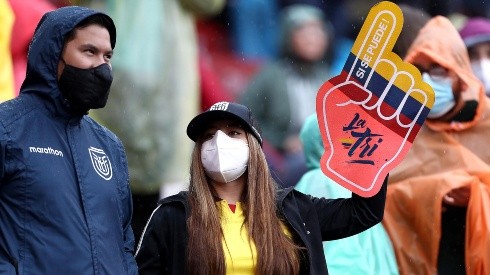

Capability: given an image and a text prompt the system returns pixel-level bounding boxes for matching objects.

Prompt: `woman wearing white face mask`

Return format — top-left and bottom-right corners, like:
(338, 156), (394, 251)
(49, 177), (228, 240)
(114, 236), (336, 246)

(135, 101), (387, 275)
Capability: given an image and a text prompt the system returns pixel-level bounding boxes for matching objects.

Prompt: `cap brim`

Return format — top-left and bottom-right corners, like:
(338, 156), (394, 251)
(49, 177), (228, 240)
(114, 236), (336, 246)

(186, 111), (253, 142)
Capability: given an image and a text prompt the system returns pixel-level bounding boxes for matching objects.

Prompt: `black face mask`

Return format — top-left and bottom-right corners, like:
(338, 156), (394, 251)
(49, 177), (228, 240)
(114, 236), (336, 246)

(58, 62), (113, 115)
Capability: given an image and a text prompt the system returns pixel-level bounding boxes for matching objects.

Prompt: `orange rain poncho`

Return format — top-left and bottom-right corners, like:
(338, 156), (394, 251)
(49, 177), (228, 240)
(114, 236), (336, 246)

(384, 16), (490, 274)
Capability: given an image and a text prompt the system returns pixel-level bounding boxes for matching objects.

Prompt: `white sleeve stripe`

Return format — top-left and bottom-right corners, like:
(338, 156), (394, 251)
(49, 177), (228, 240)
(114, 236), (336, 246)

(135, 204), (162, 256)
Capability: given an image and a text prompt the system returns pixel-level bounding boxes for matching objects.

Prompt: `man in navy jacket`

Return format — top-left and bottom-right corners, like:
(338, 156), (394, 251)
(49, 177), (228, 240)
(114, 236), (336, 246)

(0, 6), (138, 274)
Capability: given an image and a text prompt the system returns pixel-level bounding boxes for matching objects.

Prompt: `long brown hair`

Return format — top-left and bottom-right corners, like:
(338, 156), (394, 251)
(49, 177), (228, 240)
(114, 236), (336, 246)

(187, 132), (301, 275)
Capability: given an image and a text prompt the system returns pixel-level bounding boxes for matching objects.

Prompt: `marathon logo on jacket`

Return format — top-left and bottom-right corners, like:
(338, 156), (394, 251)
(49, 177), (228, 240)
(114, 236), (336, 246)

(29, 146), (64, 157)
(88, 147), (112, 180)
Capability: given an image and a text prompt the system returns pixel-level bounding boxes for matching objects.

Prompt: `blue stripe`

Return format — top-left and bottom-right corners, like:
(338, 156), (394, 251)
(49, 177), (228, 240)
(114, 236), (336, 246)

(343, 52), (373, 86)
(342, 53), (429, 125)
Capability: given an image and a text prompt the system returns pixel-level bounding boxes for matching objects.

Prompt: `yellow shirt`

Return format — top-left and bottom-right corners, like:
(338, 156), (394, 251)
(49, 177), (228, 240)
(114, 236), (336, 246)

(218, 200), (292, 275)
(219, 200), (257, 275)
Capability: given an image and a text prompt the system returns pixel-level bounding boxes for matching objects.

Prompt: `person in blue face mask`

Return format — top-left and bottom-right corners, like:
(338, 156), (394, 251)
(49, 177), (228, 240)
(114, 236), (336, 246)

(414, 61), (478, 122)
(385, 13), (490, 275)
(419, 66), (455, 119)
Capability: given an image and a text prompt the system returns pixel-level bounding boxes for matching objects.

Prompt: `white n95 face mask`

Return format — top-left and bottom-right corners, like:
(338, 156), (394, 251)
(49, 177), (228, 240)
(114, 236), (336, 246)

(201, 130), (250, 183)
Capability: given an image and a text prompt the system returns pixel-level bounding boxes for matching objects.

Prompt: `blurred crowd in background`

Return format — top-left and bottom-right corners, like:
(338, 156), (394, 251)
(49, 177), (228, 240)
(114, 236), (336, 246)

(3, 0), (490, 273)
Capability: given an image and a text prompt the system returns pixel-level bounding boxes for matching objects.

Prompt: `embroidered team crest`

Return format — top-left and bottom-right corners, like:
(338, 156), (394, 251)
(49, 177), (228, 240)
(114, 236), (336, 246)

(88, 147), (113, 180)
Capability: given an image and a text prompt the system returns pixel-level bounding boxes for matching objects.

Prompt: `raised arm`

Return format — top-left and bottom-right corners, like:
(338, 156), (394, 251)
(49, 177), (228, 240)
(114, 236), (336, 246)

(311, 176), (387, 241)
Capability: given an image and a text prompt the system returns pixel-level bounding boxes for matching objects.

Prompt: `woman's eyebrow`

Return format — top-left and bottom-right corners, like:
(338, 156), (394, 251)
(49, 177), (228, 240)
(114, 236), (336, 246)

(227, 123), (243, 128)
(204, 126), (218, 133)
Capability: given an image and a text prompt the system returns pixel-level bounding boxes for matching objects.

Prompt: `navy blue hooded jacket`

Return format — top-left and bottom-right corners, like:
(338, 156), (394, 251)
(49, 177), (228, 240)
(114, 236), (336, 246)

(0, 6), (138, 275)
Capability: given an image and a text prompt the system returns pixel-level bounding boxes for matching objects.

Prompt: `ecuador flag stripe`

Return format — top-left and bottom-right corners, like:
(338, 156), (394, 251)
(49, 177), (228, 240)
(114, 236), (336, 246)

(342, 53), (430, 126)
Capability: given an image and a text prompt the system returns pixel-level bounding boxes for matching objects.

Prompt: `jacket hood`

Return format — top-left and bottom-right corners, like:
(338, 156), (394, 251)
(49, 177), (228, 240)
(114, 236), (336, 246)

(299, 114), (324, 170)
(405, 16), (486, 131)
(20, 6), (116, 116)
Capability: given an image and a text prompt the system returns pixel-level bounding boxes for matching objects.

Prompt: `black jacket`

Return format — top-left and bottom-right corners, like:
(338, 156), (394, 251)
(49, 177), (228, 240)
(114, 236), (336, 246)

(135, 178), (387, 274)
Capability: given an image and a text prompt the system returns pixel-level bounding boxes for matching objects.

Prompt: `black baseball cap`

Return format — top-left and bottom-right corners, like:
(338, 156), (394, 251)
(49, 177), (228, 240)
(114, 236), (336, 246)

(187, 102), (263, 146)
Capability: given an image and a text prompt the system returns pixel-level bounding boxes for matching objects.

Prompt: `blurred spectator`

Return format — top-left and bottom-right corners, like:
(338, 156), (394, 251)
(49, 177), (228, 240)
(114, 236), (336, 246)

(296, 114), (399, 275)
(385, 14), (490, 274)
(8, 0), (56, 94)
(240, 4), (332, 187)
(456, 0), (490, 18)
(393, 0), (452, 16)
(198, 51), (234, 110)
(279, 0), (346, 39)
(46, 0), (71, 6)
(225, 0), (279, 61)
(196, 19), (260, 110)
(0, 0), (15, 102)
(82, 0), (225, 244)
(279, 0), (350, 73)
(392, 4), (431, 58)
(460, 17), (490, 97)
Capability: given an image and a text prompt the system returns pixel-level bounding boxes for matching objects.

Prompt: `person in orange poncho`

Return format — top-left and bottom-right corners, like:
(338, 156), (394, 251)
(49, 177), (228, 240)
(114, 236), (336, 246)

(384, 14), (490, 275)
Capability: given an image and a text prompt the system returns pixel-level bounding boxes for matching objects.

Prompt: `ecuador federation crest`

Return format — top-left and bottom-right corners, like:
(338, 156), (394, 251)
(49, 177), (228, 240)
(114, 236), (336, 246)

(88, 147), (113, 180)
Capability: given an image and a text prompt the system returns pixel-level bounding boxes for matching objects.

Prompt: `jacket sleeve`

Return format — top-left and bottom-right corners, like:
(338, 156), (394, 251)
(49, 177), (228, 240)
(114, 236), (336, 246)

(135, 205), (166, 274)
(136, 201), (188, 275)
(311, 175), (388, 241)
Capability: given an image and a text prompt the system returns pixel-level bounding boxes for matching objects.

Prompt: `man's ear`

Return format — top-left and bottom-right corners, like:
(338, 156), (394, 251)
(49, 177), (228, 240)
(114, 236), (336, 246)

(57, 60), (64, 80)
(57, 48), (66, 80)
